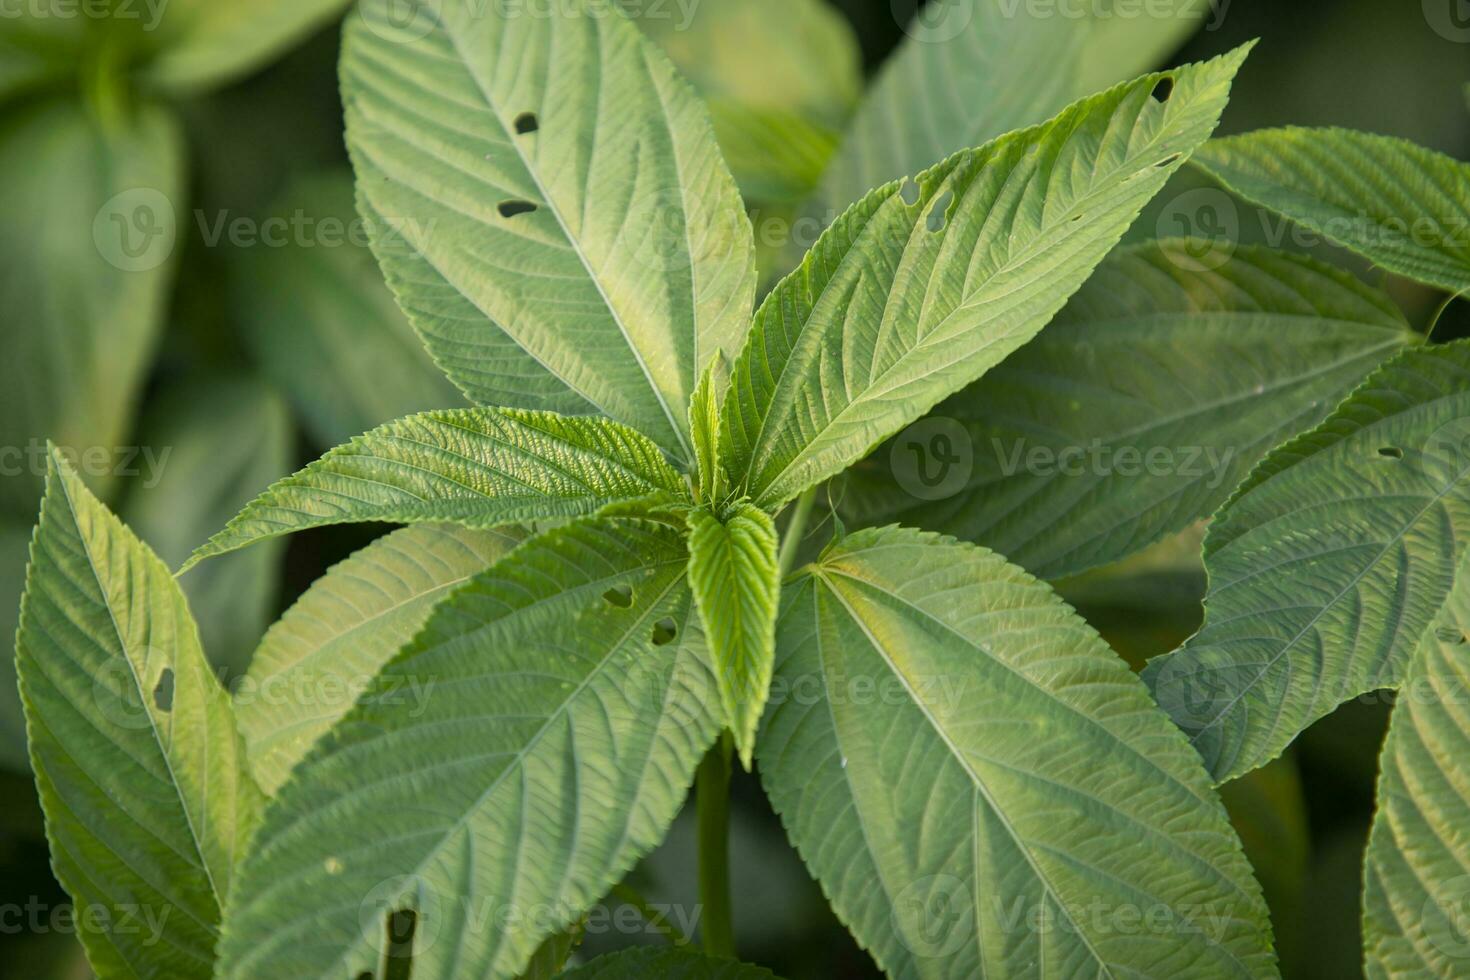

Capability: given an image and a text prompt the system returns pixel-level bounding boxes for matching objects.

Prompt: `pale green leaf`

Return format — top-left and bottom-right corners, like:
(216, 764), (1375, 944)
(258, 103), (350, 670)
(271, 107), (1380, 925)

(623, 0), (861, 204)
(233, 172), (466, 448)
(238, 523), (524, 795)
(16, 450), (263, 978)
(146, 0), (350, 92)
(343, 0), (756, 460)
(556, 947), (782, 979)
(760, 526), (1276, 979)
(838, 241), (1416, 579)
(1362, 568), (1470, 978)
(724, 49), (1250, 510)
(1192, 128), (1470, 295)
(687, 502), (779, 768)
(0, 98), (184, 521)
(815, 0), (1208, 216)
(1144, 341), (1470, 783)
(184, 408), (686, 569)
(122, 377), (293, 677)
(217, 518), (722, 980)
(690, 358), (727, 506)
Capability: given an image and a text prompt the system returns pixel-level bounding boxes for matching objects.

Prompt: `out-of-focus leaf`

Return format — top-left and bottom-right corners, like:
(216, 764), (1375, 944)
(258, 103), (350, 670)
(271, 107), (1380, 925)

(724, 51), (1248, 509)
(624, 0), (861, 204)
(0, 98), (184, 521)
(185, 408), (686, 568)
(1193, 128), (1470, 295)
(556, 947), (782, 978)
(0, 523), (31, 771)
(1145, 341), (1470, 783)
(145, 0), (350, 92)
(760, 526), (1277, 979)
(814, 0), (1208, 216)
(237, 523), (524, 795)
(1218, 758), (1310, 979)
(0, 15), (85, 100)
(343, 0), (756, 461)
(122, 377), (292, 677)
(838, 241), (1416, 579)
(233, 172), (465, 448)
(16, 450), (263, 978)
(217, 519), (722, 980)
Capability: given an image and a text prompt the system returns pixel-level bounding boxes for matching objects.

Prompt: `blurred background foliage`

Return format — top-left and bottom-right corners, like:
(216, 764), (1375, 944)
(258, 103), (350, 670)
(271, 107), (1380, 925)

(0, 0), (1466, 976)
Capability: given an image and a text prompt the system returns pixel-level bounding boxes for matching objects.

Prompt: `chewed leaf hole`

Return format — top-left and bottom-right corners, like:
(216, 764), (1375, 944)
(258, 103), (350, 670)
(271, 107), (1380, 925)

(514, 112), (539, 135)
(1151, 76), (1175, 103)
(1155, 154), (1181, 169)
(926, 190), (955, 233)
(1378, 446), (1404, 459)
(899, 178), (921, 206)
(651, 618), (678, 646)
(153, 669), (174, 712)
(603, 585), (634, 608)
(384, 908), (417, 979)
(498, 200), (538, 218)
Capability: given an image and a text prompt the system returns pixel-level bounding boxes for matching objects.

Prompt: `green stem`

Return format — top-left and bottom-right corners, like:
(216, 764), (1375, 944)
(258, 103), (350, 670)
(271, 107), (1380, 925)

(696, 731), (735, 958)
(777, 489), (818, 578)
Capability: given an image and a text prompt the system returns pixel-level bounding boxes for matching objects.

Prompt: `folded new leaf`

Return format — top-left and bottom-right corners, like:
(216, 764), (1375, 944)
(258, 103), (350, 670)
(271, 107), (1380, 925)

(183, 408), (685, 570)
(16, 448), (263, 979)
(687, 502), (780, 768)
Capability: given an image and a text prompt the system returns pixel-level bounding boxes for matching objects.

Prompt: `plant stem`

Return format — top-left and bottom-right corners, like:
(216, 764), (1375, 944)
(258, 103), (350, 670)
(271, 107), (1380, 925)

(777, 489), (818, 578)
(696, 731), (735, 958)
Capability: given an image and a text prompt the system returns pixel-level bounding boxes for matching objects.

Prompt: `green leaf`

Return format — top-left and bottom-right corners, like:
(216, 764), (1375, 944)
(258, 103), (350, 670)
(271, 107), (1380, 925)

(145, 0), (351, 92)
(838, 241), (1416, 579)
(121, 377), (293, 677)
(519, 926), (583, 980)
(238, 523), (524, 795)
(218, 519), (721, 980)
(690, 359), (728, 506)
(1362, 570), (1470, 978)
(0, 98), (184, 521)
(814, 0), (1208, 215)
(622, 0), (861, 204)
(759, 526), (1276, 979)
(233, 172), (466, 448)
(184, 408), (686, 569)
(687, 503), (780, 768)
(1192, 128), (1470, 295)
(343, 0), (756, 460)
(16, 449), (263, 978)
(724, 49), (1250, 510)
(556, 947), (782, 979)
(1144, 341), (1470, 783)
